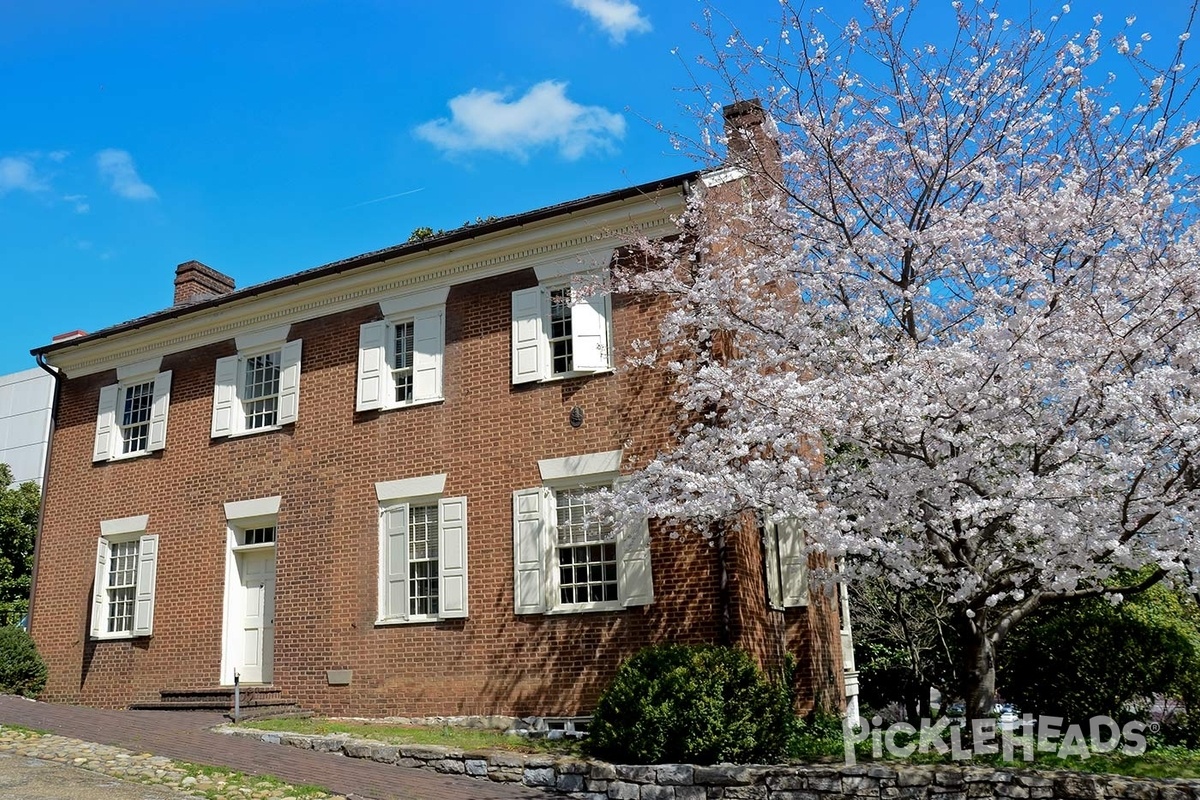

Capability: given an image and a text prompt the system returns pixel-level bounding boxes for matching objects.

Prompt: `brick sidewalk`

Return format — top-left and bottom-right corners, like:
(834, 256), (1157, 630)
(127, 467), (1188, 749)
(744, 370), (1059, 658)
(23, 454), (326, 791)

(0, 696), (547, 800)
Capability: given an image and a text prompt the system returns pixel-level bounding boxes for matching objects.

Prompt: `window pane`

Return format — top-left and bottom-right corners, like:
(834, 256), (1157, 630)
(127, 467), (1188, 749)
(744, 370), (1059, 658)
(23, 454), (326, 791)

(106, 539), (139, 633)
(119, 380), (155, 454)
(556, 541), (617, 607)
(244, 526), (275, 545)
(548, 288), (573, 375)
(408, 504), (439, 616)
(393, 321), (415, 404)
(243, 351), (281, 429)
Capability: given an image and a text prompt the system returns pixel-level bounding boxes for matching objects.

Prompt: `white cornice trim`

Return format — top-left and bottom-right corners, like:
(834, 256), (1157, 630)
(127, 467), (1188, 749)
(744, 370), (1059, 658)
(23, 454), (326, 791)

(46, 192), (685, 378)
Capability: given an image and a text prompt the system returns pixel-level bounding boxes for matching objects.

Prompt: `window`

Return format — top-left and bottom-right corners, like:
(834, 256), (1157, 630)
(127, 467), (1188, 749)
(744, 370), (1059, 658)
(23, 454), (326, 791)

(211, 329), (302, 438)
(91, 515), (158, 639)
(761, 515), (808, 610)
(513, 450), (652, 615)
(511, 280), (612, 384)
(242, 351), (281, 429)
(243, 526), (276, 545)
(92, 362), (172, 462)
(356, 288), (448, 412)
(554, 487), (618, 606)
(376, 473), (467, 624)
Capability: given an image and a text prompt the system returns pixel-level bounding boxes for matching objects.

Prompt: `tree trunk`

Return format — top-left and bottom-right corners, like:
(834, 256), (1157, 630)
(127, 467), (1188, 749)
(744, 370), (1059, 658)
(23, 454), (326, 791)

(961, 624), (997, 722)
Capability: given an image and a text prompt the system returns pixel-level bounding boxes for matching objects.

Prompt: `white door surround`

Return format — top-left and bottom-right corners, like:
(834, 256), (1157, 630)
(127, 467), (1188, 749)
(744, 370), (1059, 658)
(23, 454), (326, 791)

(220, 531), (277, 686)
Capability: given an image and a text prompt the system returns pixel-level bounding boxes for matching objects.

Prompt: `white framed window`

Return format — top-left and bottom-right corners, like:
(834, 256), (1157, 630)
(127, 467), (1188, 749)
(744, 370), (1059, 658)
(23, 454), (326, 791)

(512, 450), (652, 615)
(357, 288), (448, 412)
(211, 327), (302, 438)
(375, 473), (467, 624)
(93, 358), (172, 462)
(511, 278), (612, 384)
(91, 514), (158, 639)
(761, 515), (808, 609)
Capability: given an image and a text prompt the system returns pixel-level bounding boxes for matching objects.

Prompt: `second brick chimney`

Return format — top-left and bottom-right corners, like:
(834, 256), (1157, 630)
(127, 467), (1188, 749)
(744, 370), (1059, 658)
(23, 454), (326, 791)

(174, 260), (235, 306)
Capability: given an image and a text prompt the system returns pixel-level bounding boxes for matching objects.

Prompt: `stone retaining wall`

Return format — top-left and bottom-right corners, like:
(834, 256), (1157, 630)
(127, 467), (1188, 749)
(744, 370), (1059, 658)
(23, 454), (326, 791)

(220, 726), (1200, 799)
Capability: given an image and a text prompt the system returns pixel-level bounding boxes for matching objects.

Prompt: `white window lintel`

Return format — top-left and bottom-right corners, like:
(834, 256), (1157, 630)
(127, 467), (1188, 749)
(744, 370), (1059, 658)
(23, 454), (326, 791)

(538, 449), (622, 483)
(533, 250), (613, 282)
(375, 473), (447, 502)
(116, 357), (163, 382)
(100, 514), (150, 537)
(224, 495), (282, 521)
(235, 325), (291, 352)
(379, 286), (450, 317)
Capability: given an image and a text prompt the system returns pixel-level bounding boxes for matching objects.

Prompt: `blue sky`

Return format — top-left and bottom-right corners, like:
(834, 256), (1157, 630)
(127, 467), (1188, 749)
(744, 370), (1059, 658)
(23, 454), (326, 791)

(0, 1), (1193, 374)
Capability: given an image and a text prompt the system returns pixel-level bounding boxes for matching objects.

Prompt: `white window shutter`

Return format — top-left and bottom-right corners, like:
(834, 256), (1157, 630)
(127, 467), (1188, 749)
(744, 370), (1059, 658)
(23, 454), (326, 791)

(571, 291), (611, 372)
(356, 321), (387, 412)
(412, 309), (444, 403)
(211, 355), (239, 437)
(619, 514), (654, 607)
(438, 496), (468, 619)
(779, 518), (809, 607)
(147, 371), (172, 452)
(93, 384), (120, 462)
(133, 534), (158, 636)
(277, 340), (303, 425)
(511, 287), (545, 384)
(512, 487), (547, 614)
(91, 538), (107, 637)
(380, 505), (409, 622)
(762, 518), (783, 610)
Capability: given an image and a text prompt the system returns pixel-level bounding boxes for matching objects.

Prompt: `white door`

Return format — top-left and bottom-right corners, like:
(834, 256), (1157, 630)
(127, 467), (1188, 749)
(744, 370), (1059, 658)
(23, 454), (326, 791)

(239, 550), (276, 684)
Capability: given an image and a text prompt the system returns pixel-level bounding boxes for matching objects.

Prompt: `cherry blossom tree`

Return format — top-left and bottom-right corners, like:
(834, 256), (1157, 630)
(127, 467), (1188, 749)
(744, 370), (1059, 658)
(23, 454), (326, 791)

(614, 0), (1200, 720)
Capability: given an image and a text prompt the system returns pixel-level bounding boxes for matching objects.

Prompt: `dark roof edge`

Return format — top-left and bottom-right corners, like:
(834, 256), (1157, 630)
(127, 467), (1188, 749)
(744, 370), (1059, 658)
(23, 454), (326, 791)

(32, 170), (700, 358)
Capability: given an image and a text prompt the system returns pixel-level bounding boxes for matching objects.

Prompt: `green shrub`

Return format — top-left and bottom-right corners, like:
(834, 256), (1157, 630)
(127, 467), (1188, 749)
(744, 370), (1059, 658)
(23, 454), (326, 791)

(0, 625), (47, 697)
(790, 710), (846, 760)
(585, 643), (796, 764)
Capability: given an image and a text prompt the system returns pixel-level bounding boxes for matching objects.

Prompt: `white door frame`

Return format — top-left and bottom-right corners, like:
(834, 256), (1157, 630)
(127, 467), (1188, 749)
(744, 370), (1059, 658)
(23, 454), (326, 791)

(219, 525), (277, 686)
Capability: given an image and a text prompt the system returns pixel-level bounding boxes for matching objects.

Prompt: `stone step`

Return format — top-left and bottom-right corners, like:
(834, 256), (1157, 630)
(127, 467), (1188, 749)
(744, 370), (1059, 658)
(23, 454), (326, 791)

(129, 686), (306, 720)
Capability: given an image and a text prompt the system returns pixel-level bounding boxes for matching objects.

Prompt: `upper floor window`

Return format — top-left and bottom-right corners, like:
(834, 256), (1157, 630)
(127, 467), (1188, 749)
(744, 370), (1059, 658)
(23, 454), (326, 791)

(511, 277), (612, 384)
(357, 287), (448, 413)
(513, 449), (653, 615)
(93, 358), (172, 462)
(242, 351), (281, 430)
(211, 326), (302, 438)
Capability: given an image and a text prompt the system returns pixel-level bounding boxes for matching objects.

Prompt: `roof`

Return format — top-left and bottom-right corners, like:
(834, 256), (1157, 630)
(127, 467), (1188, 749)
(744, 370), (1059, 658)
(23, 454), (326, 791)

(31, 171), (699, 360)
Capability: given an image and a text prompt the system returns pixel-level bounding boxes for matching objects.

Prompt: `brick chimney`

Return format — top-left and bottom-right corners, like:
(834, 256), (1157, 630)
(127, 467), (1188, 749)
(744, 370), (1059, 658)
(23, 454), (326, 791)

(174, 261), (235, 306)
(722, 98), (782, 186)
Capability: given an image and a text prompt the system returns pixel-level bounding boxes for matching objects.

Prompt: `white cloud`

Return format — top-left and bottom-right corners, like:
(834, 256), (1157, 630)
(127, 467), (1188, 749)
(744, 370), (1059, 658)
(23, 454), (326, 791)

(96, 149), (158, 200)
(414, 81), (625, 161)
(569, 0), (651, 43)
(47, 150), (70, 163)
(0, 157), (48, 194)
(63, 193), (90, 213)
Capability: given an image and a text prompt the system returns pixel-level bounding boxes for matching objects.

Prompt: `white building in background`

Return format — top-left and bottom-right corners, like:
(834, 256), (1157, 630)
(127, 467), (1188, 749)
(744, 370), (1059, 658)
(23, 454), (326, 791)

(0, 367), (54, 486)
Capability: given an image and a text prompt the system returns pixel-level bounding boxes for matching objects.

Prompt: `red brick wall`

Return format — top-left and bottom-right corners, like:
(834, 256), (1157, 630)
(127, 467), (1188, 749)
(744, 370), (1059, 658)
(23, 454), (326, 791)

(31, 267), (840, 716)
(721, 511), (845, 716)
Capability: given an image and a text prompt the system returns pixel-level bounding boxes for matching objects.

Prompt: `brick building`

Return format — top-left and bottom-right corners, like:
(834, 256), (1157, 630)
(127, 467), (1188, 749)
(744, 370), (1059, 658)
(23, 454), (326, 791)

(27, 102), (851, 719)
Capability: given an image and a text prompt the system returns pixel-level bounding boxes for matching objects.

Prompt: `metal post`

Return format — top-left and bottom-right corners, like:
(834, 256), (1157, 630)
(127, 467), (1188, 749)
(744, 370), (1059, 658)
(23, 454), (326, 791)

(233, 671), (240, 722)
